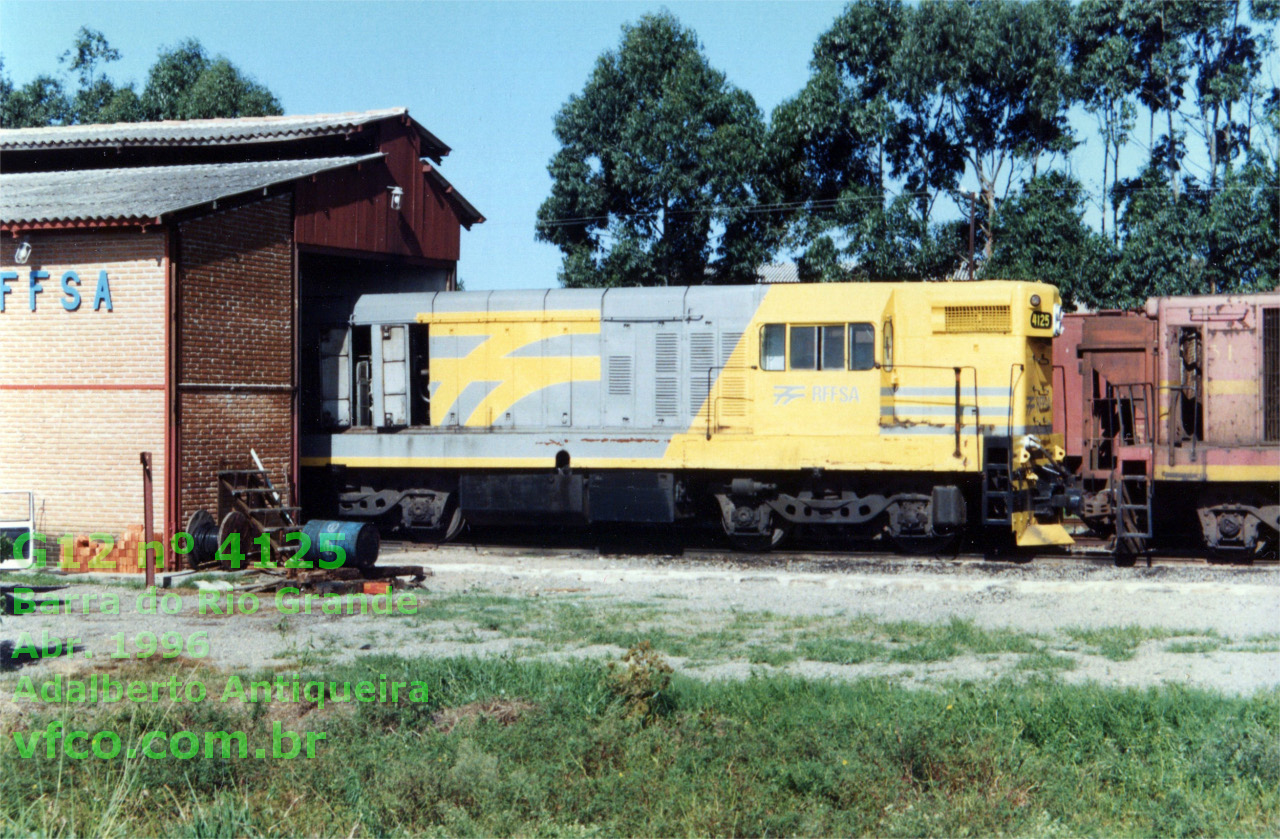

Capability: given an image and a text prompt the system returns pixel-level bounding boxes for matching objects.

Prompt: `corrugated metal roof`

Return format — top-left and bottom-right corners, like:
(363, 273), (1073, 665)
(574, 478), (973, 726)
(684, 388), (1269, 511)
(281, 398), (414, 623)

(1, 154), (383, 226)
(0, 108), (450, 160)
(757, 263), (801, 283)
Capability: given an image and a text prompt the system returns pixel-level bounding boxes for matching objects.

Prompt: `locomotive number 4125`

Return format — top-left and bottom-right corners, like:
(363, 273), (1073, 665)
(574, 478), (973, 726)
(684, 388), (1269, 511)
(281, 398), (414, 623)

(1030, 311), (1052, 330)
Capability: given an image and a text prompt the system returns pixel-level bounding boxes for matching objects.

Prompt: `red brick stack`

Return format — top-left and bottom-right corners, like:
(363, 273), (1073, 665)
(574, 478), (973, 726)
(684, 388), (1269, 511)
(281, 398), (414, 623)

(61, 525), (154, 574)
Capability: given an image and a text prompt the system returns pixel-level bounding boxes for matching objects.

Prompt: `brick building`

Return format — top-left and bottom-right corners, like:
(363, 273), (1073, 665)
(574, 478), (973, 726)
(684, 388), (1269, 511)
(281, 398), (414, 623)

(0, 110), (482, 563)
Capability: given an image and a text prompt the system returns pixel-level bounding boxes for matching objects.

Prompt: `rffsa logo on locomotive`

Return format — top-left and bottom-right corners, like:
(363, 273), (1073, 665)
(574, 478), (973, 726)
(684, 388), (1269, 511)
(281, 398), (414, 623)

(773, 385), (860, 406)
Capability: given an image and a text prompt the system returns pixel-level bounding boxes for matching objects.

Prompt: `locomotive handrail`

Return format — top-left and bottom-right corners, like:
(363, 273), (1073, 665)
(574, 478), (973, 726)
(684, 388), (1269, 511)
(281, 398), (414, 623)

(1007, 364), (1024, 441)
(877, 363), (980, 457)
(706, 364), (722, 441)
(1052, 364), (1069, 453)
(1153, 382), (1184, 465)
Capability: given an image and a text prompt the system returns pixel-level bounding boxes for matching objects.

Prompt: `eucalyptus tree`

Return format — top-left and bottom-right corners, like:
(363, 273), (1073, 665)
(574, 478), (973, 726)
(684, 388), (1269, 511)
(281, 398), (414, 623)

(772, 0), (1077, 275)
(1072, 0), (1141, 240)
(769, 0), (913, 279)
(141, 39), (281, 120)
(986, 173), (1117, 308)
(914, 0), (1077, 256)
(1, 29), (281, 127)
(1182, 0), (1273, 186)
(535, 12), (774, 287)
(59, 27), (142, 123)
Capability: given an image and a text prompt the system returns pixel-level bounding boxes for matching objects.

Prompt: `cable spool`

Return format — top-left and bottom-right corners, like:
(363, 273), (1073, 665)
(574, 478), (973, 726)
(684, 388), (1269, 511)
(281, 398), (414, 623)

(184, 510), (220, 567)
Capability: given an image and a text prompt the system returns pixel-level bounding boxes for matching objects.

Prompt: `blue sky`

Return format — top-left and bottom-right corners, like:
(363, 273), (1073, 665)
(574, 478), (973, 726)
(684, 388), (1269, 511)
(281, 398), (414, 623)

(1, 1), (1251, 289)
(1, 1), (854, 288)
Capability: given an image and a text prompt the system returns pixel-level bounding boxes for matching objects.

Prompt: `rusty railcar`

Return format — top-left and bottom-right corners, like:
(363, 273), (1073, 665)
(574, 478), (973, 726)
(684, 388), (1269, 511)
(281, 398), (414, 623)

(1054, 293), (1280, 560)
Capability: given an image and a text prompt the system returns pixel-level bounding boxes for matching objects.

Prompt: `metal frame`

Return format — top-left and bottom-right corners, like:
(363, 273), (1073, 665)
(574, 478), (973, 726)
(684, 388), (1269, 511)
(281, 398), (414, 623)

(0, 490), (35, 561)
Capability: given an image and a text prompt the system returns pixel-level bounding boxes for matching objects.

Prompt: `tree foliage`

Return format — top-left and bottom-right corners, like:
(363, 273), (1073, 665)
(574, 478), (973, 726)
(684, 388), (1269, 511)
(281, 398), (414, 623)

(756, 0), (1277, 304)
(140, 39), (281, 120)
(0, 28), (281, 128)
(767, 0), (1078, 283)
(535, 13), (774, 287)
(986, 173), (1116, 308)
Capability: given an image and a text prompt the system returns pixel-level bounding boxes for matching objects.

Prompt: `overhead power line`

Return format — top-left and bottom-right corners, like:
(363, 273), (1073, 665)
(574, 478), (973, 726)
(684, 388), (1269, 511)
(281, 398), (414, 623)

(533, 183), (1278, 228)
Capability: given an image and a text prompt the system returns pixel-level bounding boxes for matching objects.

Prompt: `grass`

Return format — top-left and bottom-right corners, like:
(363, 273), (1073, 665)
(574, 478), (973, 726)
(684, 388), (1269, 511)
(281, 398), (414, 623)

(1, 654), (1277, 837)
(1015, 650), (1079, 673)
(1168, 639), (1226, 654)
(395, 589), (1266, 677)
(0, 569), (69, 588)
(1063, 625), (1235, 661)
(879, 617), (1041, 662)
(794, 638), (885, 665)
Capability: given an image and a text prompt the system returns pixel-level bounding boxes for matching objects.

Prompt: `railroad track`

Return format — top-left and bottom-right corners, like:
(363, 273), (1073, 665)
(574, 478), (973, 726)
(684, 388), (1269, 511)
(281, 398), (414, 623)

(378, 529), (1275, 570)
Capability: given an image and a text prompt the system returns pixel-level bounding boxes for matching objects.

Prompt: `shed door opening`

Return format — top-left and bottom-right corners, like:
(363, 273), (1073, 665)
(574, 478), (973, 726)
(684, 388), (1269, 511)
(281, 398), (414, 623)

(410, 324), (431, 426)
(318, 327), (352, 428)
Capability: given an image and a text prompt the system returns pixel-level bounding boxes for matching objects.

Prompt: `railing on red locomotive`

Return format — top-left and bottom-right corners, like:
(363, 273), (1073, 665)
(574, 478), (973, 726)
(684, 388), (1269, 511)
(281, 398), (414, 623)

(1086, 380), (1157, 471)
(1107, 382), (1156, 543)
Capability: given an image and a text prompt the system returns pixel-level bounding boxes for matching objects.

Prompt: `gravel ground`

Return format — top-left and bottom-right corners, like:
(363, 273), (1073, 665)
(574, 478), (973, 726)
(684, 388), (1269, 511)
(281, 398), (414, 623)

(3, 546), (1278, 700)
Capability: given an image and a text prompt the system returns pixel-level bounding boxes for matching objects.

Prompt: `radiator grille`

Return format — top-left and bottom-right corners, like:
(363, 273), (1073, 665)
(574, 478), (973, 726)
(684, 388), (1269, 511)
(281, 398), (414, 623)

(721, 332), (743, 366)
(1266, 308), (1279, 442)
(655, 334), (678, 373)
(655, 378), (679, 416)
(945, 305), (1011, 333)
(607, 356), (632, 396)
(690, 332), (716, 411)
(720, 375), (747, 416)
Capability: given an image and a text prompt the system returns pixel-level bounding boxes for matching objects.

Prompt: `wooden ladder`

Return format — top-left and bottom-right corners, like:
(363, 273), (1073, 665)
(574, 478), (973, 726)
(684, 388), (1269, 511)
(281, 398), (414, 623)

(216, 469), (302, 567)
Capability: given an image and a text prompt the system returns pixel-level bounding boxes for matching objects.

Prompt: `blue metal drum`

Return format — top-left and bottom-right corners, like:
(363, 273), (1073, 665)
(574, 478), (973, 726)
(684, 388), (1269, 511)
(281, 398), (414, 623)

(300, 519), (380, 569)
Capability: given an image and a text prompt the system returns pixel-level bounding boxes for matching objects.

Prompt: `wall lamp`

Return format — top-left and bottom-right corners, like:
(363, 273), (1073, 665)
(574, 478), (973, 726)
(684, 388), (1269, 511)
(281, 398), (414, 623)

(14, 239), (32, 264)
(388, 186), (404, 211)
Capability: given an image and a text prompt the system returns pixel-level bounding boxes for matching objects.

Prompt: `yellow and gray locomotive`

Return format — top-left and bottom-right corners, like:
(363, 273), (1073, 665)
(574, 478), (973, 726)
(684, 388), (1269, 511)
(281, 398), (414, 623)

(301, 281), (1075, 550)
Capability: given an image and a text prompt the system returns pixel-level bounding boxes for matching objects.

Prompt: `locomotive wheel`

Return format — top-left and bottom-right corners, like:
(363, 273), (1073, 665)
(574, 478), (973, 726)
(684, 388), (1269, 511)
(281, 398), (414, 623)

(722, 519), (789, 552)
(441, 503), (466, 542)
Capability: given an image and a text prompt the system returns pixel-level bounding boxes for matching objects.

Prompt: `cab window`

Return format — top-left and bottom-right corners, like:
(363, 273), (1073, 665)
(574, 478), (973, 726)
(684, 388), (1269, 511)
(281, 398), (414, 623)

(822, 325), (845, 370)
(761, 324), (785, 371)
(849, 323), (875, 370)
(790, 326), (818, 369)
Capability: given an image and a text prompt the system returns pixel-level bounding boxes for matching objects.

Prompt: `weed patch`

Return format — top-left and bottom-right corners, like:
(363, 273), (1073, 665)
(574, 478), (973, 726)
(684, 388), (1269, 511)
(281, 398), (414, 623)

(1065, 625), (1222, 661)
(795, 637), (885, 665)
(1, 657), (1276, 837)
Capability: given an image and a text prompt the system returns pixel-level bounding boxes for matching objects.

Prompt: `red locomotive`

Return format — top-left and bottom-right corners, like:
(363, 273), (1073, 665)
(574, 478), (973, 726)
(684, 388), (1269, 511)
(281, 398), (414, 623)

(1054, 292), (1280, 562)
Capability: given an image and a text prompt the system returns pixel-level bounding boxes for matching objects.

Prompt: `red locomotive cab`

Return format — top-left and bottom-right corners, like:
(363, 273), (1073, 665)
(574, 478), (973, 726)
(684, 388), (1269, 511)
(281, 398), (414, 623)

(1061, 294), (1280, 560)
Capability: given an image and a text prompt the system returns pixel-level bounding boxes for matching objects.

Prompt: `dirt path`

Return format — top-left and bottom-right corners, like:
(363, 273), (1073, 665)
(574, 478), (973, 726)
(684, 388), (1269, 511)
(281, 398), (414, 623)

(3, 547), (1278, 698)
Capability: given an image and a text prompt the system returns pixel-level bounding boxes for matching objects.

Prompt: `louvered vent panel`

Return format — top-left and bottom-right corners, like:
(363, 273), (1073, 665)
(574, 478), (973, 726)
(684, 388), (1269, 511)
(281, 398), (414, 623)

(655, 334), (678, 373)
(690, 332), (716, 411)
(607, 356), (632, 396)
(720, 375), (747, 416)
(655, 378), (679, 416)
(721, 332), (743, 366)
(945, 305), (1011, 333)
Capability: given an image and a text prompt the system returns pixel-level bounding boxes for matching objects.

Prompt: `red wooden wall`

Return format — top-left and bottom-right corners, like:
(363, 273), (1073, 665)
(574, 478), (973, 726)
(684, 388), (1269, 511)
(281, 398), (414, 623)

(293, 119), (462, 261)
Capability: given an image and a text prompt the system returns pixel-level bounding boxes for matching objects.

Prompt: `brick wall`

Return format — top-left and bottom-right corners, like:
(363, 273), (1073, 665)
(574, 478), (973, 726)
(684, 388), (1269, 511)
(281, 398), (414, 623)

(177, 195), (294, 521)
(0, 229), (167, 538)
